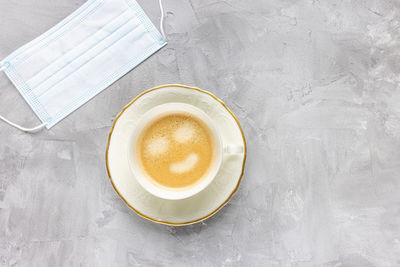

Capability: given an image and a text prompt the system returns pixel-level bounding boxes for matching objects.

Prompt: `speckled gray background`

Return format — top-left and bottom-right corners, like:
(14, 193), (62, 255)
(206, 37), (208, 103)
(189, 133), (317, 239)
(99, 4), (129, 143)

(1, 0), (400, 266)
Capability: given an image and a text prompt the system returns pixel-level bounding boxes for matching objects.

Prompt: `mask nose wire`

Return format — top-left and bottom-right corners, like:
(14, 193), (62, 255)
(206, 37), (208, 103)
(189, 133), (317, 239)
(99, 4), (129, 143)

(0, 64), (47, 133)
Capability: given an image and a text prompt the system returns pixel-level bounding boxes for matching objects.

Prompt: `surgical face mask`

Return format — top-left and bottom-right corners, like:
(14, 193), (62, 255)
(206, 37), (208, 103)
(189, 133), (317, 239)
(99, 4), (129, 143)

(0, 0), (167, 132)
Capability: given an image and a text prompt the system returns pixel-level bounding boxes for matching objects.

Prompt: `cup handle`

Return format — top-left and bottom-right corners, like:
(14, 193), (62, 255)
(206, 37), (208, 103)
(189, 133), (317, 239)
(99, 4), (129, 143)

(224, 144), (244, 154)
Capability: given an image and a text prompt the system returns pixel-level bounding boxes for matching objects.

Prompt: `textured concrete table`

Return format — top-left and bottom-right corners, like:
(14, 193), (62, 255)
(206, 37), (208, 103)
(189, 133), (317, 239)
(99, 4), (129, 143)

(1, 0), (400, 266)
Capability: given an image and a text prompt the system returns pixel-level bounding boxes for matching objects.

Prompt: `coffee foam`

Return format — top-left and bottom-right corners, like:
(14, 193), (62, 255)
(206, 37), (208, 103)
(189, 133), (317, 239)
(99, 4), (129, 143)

(173, 122), (195, 143)
(145, 136), (168, 156)
(170, 153), (199, 173)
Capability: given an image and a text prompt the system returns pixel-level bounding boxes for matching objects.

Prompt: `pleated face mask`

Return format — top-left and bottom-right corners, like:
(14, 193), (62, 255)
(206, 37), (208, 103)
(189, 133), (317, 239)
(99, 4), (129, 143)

(0, 0), (167, 132)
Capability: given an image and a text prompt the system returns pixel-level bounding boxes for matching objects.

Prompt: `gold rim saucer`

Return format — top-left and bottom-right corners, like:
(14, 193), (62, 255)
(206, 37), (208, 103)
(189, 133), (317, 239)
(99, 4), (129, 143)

(105, 84), (247, 226)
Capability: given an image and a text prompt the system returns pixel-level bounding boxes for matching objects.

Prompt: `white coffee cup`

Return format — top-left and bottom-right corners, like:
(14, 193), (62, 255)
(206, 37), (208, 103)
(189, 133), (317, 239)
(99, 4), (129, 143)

(127, 103), (243, 200)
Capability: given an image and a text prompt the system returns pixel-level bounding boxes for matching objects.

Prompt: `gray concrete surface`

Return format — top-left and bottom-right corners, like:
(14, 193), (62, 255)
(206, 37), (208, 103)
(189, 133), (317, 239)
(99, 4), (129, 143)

(1, 0), (400, 266)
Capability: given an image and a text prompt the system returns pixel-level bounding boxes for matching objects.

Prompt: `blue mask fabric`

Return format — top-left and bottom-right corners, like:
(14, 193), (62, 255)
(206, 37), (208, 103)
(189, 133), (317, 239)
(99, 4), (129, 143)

(0, 0), (167, 132)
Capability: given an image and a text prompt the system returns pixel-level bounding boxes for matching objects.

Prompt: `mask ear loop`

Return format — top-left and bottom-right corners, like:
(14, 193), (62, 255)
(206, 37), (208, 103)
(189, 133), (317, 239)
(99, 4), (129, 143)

(0, 64), (47, 133)
(159, 0), (166, 39)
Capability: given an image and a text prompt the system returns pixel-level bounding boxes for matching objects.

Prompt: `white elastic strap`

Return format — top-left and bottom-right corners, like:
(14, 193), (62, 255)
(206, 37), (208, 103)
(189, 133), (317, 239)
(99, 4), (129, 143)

(159, 0), (166, 39)
(0, 66), (46, 133)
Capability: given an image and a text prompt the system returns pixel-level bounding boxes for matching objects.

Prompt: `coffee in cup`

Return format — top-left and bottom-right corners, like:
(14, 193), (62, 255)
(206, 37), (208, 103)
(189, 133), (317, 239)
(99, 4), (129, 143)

(128, 103), (242, 200)
(137, 113), (215, 188)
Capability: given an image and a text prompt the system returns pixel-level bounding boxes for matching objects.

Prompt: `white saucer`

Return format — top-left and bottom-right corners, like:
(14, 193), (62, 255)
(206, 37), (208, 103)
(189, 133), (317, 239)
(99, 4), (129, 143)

(106, 84), (246, 225)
